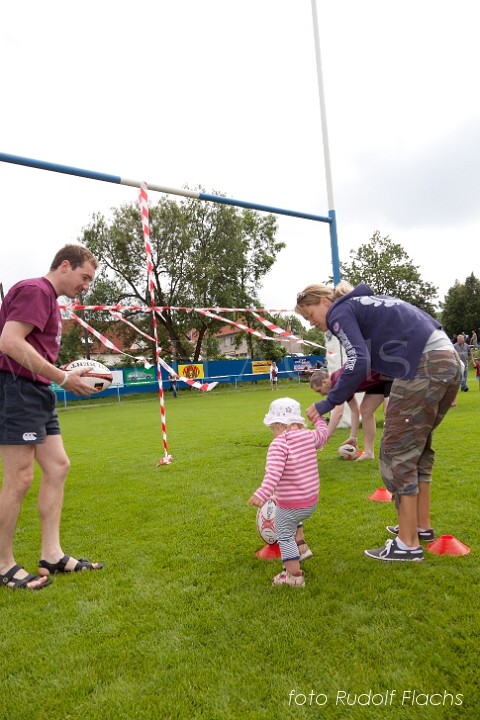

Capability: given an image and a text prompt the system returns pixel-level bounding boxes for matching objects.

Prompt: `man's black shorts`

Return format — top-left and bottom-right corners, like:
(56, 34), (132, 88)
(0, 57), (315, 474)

(0, 373), (61, 445)
(364, 380), (393, 397)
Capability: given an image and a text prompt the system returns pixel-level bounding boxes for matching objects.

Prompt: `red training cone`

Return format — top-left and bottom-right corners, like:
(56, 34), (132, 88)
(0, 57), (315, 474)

(427, 535), (471, 556)
(256, 542), (282, 559)
(368, 487), (393, 502)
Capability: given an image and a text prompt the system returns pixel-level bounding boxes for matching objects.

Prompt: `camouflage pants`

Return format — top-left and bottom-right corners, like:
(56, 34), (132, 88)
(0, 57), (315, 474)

(380, 350), (462, 499)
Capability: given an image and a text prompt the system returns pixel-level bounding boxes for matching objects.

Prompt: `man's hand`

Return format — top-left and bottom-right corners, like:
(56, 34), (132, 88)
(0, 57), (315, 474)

(61, 368), (100, 396)
(306, 404), (321, 424)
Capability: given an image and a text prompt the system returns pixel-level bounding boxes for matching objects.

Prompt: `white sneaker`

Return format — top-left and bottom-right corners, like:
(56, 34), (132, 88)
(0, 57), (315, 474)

(272, 570), (305, 587)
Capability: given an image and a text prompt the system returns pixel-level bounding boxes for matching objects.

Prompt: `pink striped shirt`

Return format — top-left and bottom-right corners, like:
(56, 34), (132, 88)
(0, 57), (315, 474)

(253, 417), (328, 509)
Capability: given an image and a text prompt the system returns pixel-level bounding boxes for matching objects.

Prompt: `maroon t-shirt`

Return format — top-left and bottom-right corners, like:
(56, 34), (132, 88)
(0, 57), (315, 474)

(330, 367), (388, 400)
(0, 277), (61, 384)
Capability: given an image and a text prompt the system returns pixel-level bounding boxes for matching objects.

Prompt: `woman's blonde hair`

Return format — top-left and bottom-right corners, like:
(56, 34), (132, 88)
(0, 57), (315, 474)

(295, 281), (353, 316)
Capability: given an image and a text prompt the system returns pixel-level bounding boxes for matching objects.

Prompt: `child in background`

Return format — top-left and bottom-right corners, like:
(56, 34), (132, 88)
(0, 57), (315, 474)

(269, 361), (279, 390)
(247, 397), (328, 587)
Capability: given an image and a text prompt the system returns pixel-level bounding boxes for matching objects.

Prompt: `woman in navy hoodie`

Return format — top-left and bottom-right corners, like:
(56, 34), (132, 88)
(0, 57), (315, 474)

(296, 282), (462, 562)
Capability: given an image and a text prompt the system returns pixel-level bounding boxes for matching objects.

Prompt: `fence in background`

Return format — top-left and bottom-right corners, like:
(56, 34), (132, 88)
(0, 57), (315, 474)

(53, 354), (326, 406)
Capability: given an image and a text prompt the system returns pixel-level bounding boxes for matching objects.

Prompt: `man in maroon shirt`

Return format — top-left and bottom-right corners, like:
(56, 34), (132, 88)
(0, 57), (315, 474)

(0, 245), (103, 590)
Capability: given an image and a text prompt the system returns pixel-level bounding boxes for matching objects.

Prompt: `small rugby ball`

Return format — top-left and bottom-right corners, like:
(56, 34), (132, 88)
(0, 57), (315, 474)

(62, 358), (113, 392)
(256, 498), (277, 545)
(337, 443), (358, 461)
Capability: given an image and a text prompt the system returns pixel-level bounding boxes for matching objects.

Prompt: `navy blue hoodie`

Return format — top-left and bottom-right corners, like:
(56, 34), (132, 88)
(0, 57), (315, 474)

(314, 283), (441, 416)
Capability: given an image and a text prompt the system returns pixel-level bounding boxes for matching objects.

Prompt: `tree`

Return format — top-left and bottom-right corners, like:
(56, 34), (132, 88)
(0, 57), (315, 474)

(337, 231), (438, 315)
(251, 313), (291, 362)
(80, 191), (284, 361)
(440, 273), (480, 338)
(57, 316), (83, 366)
(303, 326), (325, 354)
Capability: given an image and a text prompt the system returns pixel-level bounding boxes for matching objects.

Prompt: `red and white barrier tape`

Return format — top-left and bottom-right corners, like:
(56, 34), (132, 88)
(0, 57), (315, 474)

(249, 311), (324, 349)
(65, 303), (322, 350)
(140, 183), (172, 465)
(67, 309), (218, 393)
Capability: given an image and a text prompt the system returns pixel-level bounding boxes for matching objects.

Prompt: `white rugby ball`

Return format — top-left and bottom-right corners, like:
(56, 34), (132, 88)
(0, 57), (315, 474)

(337, 443), (358, 460)
(256, 498), (277, 545)
(62, 358), (113, 392)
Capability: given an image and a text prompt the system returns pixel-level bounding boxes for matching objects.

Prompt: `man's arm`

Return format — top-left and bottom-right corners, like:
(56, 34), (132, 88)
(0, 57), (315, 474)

(0, 321), (95, 395)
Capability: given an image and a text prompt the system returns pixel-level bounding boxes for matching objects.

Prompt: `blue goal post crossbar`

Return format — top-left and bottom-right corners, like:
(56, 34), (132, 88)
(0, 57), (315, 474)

(0, 152), (341, 283)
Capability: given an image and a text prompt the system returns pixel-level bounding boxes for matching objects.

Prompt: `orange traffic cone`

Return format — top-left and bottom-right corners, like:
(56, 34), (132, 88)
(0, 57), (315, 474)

(368, 487), (392, 502)
(256, 542), (282, 559)
(427, 535), (471, 556)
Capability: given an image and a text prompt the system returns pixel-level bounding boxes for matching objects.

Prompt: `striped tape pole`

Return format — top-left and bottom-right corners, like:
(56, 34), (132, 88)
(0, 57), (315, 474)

(139, 184), (172, 466)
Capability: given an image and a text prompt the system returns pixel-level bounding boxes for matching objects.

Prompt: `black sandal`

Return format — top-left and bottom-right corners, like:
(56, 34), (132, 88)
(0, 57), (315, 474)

(1, 564), (52, 590)
(39, 554), (104, 574)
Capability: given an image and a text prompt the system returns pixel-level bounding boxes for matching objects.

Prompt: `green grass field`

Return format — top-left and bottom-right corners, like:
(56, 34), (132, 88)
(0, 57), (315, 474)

(1, 375), (479, 719)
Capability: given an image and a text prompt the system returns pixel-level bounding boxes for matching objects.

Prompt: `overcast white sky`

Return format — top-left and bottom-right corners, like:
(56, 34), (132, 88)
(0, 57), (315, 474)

(1, 0), (479, 311)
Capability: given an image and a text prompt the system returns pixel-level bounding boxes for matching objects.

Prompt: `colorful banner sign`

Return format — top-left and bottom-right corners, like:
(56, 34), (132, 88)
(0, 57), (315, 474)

(178, 363), (204, 380)
(124, 367), (156, 385)
(252, 361), (271, 374)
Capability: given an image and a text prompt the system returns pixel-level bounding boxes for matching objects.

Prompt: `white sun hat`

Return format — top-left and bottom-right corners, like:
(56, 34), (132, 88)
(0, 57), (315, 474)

(263, 397), (306, 427)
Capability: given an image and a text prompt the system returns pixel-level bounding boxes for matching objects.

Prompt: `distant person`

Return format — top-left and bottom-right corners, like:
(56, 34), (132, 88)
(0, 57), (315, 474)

(453, 334), (470, 392)
(0, 245), (104, 591)
(470, 330), (478, 348)
(296, 281), (462, 563)
(247, 397), (328, 586)
(473, 355), (480, 390)
(170, 372), (178, 398)
(269, 361), (279, 391)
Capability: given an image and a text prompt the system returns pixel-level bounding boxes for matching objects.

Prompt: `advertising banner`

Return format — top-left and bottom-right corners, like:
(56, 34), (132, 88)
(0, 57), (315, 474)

(293, 359), (312, 371)
(178, 363), (204, 379)
(124, 367), (156, 385)
(111, 370), (124, 387)
(252, 361), (271, 374)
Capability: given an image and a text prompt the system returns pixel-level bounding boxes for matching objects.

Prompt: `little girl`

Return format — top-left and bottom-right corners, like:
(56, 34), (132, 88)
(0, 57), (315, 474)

(248, 397), (328, 587)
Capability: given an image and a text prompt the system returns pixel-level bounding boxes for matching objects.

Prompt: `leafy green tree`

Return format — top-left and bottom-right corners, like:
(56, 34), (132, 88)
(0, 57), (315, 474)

(252, 339), (286, 362)
(80, 191), (284, 361)
(199, 333), (225, 361)
(281, 314), (325, 356)
(440, 273), (480, 338)
(337, 231), (438, 315)
(57, 318), (83, 366)
(303, 326), (326, 354)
